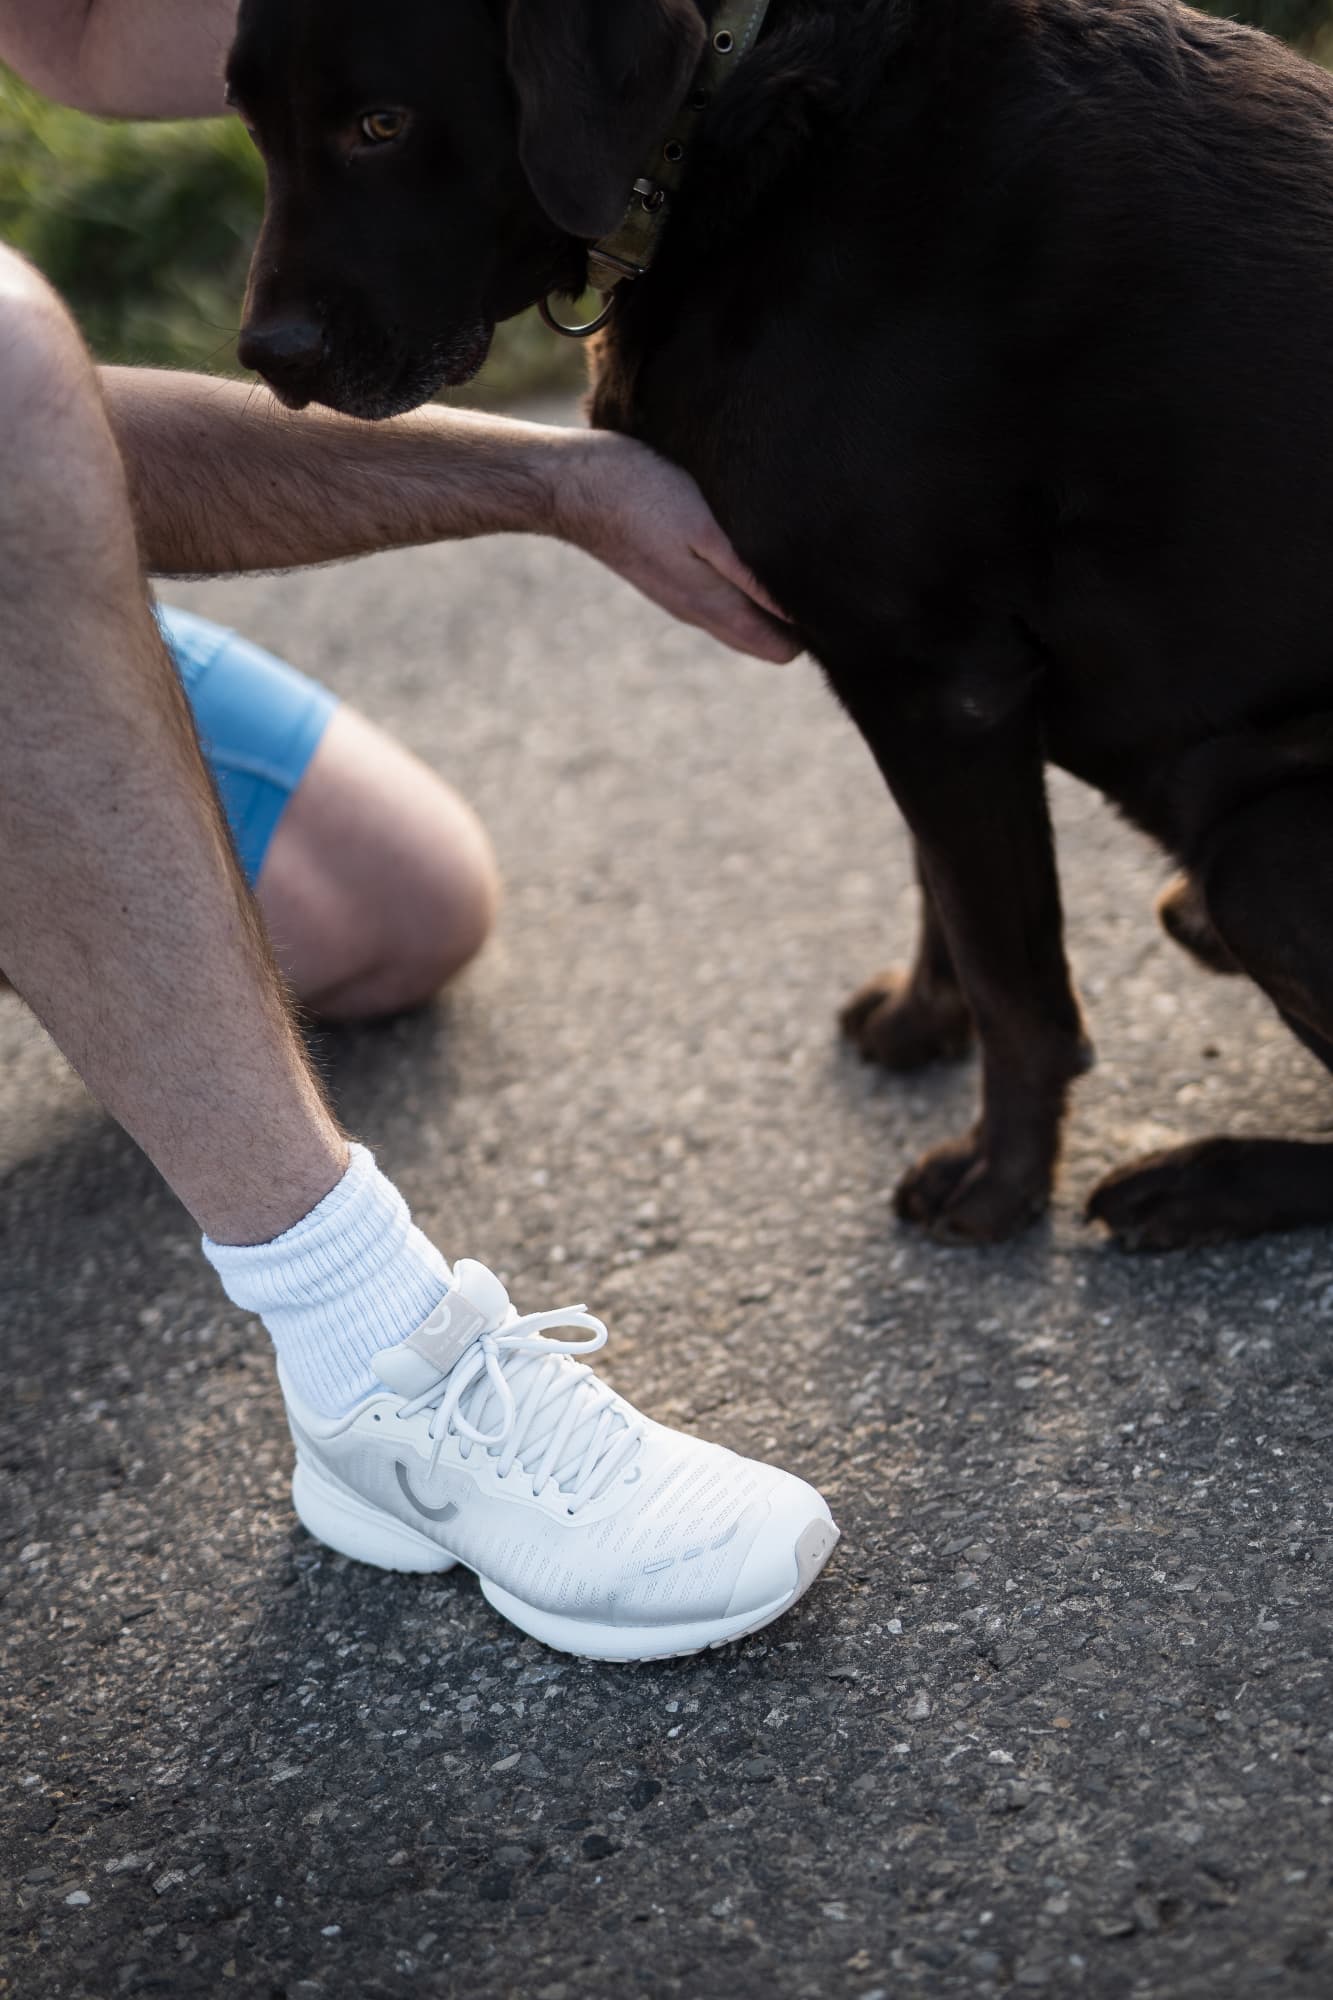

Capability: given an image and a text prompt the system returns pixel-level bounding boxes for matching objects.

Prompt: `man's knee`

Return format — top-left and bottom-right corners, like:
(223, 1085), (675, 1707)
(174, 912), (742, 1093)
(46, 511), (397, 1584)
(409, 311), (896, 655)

(0, 249), (97, 434)
(256, 708), (501, 1020)
(0, 248), (130, 573)
(387, 808), (500, 1002)
(338, 792), (499, 1017)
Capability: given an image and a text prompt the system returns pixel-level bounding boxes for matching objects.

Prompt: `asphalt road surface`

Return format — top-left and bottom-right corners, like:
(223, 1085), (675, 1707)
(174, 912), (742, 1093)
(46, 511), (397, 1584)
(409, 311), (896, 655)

(4, 418), (1333, 1998)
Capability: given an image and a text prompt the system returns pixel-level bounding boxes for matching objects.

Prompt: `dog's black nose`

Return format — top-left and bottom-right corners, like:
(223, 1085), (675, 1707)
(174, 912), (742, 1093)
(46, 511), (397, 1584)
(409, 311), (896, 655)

(237, 317), (328, 402)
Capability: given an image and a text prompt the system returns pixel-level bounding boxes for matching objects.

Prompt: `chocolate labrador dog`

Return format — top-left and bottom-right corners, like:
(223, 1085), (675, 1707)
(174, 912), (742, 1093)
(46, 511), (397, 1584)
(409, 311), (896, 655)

(230, 0), (1333, 1251)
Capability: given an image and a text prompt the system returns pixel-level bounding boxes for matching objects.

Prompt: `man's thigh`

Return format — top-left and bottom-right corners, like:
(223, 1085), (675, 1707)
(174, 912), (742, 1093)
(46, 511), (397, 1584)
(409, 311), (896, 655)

(158, 605), (338, 888)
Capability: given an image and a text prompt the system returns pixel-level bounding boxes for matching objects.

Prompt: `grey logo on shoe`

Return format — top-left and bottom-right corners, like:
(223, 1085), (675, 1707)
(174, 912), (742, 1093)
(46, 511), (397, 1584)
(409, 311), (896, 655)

(395, 1462), (459, 1523)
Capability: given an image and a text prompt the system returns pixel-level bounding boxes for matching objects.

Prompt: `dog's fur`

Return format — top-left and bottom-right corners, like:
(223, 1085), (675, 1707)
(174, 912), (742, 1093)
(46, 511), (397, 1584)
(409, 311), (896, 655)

(232, 0), (1333, 1249)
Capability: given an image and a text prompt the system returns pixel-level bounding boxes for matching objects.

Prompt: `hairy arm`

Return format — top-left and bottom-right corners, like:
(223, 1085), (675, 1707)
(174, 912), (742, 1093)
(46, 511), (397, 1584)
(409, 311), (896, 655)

(0, 1), (235, 117)
(104, 368), (797, 661)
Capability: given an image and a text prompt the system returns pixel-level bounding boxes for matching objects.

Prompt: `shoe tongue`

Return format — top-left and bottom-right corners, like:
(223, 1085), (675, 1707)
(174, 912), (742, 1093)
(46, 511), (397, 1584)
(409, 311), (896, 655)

(372, 1258), (511, 1399)
(374, 1346), (445, 1399)
(371, 1261), (633, 1494)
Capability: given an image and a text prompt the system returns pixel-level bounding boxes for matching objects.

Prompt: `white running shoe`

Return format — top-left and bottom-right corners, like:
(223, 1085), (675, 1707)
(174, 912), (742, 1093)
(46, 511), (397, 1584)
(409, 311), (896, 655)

(280, 1258), (838, 1662)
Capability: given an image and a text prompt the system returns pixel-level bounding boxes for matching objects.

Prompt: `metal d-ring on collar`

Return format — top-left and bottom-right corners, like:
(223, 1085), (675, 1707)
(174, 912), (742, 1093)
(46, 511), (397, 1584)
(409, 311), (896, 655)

(539, 0), (772, 340)
(538, 294), (618, 338)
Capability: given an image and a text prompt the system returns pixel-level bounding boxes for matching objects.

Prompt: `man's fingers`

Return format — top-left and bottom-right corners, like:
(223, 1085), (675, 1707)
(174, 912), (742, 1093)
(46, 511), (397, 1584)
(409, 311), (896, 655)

(688, 571), (802, 663)
(691, 524), (793, 624)
(687, 529), (800, 659)
(709, 621), (801, 664)
(555, 431), (803, 660)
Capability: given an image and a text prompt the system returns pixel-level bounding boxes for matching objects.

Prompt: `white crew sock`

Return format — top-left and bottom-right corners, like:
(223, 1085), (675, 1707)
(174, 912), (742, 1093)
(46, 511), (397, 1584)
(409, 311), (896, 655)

(203, 1144), (449, 1416)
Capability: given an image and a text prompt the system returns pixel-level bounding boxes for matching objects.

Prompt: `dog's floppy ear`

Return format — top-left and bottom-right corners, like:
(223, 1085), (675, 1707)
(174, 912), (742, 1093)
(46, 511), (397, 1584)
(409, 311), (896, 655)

(506, 0), (706, 239)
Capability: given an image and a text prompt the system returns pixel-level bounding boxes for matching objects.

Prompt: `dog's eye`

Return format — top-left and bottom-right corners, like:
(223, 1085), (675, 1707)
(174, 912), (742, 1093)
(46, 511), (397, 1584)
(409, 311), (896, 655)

(359, 110), (408, 146)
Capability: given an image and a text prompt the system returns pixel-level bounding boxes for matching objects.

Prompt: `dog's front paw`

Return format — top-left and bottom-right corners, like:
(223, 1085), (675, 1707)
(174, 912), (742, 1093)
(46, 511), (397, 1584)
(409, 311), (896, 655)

(894, 1132), (1049, 1243)
(840, 968), (974, 1071)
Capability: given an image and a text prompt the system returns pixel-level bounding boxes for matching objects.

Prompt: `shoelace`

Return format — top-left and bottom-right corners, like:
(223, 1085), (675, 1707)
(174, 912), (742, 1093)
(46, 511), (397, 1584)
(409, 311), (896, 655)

(396, 1302), (644, 1515)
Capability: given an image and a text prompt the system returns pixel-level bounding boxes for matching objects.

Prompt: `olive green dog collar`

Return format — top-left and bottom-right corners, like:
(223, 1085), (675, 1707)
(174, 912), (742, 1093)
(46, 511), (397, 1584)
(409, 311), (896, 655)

(541, 0), (773, 336)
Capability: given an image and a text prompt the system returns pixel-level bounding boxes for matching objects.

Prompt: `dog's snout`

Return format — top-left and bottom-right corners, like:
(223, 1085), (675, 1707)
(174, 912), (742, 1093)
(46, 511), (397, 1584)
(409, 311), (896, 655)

(237, 316), (329, 402)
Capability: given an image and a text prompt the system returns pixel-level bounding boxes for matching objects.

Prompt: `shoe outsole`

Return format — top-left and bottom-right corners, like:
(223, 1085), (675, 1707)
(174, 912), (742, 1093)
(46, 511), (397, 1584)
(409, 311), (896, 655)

(292, 1458), (839, 1662)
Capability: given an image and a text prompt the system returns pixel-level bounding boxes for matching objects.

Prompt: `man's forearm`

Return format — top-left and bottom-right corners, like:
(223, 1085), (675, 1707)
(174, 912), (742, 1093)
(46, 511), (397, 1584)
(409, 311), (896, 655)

(103, 367), (574, 577)
(0, 1), (235, 117)
(102, 368), (799, 664)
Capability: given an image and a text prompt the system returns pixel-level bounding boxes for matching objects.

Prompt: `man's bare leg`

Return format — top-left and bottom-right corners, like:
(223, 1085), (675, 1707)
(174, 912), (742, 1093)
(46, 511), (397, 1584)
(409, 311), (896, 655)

(0, 250), (346, 1245)
(256, 706), (499, 1021)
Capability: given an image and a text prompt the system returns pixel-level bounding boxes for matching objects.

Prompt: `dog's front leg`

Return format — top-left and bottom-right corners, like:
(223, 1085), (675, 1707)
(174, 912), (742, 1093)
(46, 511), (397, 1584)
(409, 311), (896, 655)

(832, 654), (1092, 1243)
(840, 850), (975, 1070)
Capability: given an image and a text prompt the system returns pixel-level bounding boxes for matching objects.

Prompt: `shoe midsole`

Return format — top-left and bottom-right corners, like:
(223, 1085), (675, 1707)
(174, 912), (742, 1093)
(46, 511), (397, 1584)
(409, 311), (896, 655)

(483, 1516), (839, 1659)
(292, 1455), (838, 1659)
(293, 1457), (457, 1574)
(478, 1574), (795, 1660)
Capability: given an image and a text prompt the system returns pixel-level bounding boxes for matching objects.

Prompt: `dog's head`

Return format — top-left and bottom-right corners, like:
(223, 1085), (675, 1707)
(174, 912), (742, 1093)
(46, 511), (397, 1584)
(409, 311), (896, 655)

(230, 0), (706, 417)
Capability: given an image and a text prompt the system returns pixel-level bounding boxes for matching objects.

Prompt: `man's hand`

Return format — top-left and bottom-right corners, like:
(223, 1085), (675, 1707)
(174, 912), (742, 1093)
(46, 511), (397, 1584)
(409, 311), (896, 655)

(553, 431), (800, 665)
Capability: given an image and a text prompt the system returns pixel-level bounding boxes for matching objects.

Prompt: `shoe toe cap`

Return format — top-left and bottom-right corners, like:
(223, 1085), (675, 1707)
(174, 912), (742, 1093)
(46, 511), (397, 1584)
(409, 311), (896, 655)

(724, 1474), (838, 1619)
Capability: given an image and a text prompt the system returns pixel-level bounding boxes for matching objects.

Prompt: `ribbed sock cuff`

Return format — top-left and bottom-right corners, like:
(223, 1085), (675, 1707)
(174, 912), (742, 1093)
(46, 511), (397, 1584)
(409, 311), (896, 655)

(203, 1144), (450, 1414)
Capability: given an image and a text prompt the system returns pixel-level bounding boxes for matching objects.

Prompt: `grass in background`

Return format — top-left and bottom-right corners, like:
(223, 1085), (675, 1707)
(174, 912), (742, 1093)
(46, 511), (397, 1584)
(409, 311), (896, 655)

(0, 74), (263, 374)
(0, 3), (1330, 401)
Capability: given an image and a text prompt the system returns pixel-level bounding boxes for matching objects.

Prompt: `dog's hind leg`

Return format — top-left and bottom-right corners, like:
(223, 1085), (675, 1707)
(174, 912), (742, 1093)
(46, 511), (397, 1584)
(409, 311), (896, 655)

(840, 850), (975, 1069)
(1090, 778), (1333, 1248)
(1155, 869), (1242, 976)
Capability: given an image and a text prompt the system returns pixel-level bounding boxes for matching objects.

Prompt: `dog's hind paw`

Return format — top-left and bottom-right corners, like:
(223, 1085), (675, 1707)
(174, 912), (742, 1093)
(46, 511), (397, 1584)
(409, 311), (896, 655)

(840, 968), (974, 1071)
(1087, 1138), (1301, 1250)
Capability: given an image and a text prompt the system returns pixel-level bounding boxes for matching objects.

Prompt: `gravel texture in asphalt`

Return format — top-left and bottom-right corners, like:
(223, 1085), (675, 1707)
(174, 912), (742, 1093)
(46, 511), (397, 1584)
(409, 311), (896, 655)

(3, 472), (1333, 1998)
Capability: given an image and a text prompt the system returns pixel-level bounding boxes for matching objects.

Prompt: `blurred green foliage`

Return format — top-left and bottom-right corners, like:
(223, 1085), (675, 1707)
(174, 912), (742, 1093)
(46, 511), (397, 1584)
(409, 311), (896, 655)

(0, 3), (1330, 401)
(0, 68), (582, 405)
(0, 71), (263, 373)
(1199, 0), (1332, 46)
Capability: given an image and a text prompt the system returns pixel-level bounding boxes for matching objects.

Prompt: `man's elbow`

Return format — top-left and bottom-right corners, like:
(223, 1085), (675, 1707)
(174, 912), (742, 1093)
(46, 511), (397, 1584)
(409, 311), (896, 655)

(0, 8), (101, 116)
(6, 22), (231, 122)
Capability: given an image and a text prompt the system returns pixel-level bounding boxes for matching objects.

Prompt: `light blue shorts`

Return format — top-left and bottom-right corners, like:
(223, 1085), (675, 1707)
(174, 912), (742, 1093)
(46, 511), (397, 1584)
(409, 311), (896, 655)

(158, 605), (339, 887)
